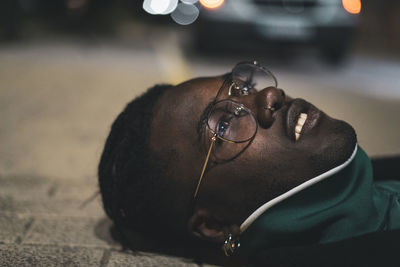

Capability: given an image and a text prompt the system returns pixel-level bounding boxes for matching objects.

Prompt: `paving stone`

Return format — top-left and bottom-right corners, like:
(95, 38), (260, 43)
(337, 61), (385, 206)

(0, 175), (52, 201)
(0, 195), (105, 218)
(0, 175), (104, 217)
(49, 182), (105, 217)
(107, 250), (200, 267)
(0, 214), (32, 244)
(23, 216), (118, 248)
(0, 175), (48, 189)
(0, 244), (104, 267)
(0, 175), (58, 215)
(0, 193), (103, 218)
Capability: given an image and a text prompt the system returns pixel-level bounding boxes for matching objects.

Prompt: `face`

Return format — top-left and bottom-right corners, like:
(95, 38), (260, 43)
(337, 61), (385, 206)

(149, 68), (357, 229)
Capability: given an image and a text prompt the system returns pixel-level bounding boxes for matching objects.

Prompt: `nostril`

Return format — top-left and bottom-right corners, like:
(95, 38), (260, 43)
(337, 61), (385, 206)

(264, 105), (276, 112)
(258, 107), (274, 129)
(256, 88), (284, 111)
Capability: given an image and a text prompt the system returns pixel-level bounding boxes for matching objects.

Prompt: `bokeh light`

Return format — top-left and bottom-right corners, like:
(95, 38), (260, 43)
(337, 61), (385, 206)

(342, 0), (361, 14)
(181, 0), (199, 4)
(199, 0), (225, 9)
(171, 3), (199, 25)
(143, 0), (178, 15)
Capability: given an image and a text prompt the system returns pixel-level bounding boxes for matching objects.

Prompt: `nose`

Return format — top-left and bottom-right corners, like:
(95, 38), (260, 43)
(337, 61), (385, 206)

(255, 87), (286, 128)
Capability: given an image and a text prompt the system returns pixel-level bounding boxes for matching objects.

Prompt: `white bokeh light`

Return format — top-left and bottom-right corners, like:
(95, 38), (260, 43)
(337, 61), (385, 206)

(150, 0), (169, 13)
(143, 0), (156, 15)
(171, 2), (199, 25)
(181, 0), (199, 4)
(143, 0), (178, 15)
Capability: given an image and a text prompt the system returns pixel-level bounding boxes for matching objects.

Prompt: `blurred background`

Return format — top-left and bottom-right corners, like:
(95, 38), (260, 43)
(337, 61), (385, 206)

(1, 0), (399, 182)
(0, 1), (399, 265)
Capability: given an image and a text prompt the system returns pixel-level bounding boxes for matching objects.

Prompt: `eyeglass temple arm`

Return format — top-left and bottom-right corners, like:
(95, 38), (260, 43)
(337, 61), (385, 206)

(193, 135), (217, 199)
(248, 67), (255, 84)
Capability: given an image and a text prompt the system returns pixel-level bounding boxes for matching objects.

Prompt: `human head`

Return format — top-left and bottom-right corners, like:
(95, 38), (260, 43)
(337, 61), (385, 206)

(99, 62), (357, 245)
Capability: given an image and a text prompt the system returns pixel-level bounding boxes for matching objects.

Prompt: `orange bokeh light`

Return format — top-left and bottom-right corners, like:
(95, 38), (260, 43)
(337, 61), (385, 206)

(199, 0), (225, 9)
(342, 0), (361, 14)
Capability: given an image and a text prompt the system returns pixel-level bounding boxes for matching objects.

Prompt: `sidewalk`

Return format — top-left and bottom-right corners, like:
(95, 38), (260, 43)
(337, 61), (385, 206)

(0, 174), (204, 266)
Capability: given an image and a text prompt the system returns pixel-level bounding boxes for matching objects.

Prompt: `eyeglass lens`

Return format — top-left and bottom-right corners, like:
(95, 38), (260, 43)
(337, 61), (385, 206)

(207, 100), (256, 142)
(206, 100), (257, 160)
(216, 62), (278, 100)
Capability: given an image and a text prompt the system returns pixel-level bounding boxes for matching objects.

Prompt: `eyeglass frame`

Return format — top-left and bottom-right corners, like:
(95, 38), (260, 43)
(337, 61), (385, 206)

(193, 61), (278, 200)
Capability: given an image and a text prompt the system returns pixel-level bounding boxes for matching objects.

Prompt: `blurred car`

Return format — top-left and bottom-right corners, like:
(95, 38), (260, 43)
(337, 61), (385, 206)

(195, 0), (361, 63)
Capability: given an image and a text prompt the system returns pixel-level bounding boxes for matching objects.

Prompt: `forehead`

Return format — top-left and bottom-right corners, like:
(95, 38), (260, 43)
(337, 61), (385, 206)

(150, 76), (224, 157)
(164, 76), (224, 107)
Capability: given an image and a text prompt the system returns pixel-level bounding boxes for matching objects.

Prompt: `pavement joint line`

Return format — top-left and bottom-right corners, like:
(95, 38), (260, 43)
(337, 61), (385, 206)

(0, 211), (105, 220)
(14, 237), (22, 245)
(99, 249), (112, 267)
(19, 241), (120, 250)
(15, 217), (35, 245)
(18, 243), (107, 249)
(10, 244), (123, 252)
(47, 182), (58, 197)
(0, 173), (99, 185)
(0, 242), (110, 251)
(20, 239), (122, 250)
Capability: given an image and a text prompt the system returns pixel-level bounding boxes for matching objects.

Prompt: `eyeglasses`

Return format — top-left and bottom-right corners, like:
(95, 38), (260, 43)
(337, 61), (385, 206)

(193, 61), (278, 199)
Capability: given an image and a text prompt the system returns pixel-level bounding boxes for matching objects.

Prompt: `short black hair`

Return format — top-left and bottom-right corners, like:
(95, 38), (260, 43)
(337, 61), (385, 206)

(98, 84), (172, 237)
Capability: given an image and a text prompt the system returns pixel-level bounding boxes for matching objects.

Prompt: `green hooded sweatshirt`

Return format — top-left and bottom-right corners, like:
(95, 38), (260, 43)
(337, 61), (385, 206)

(239, 145), (400, 258)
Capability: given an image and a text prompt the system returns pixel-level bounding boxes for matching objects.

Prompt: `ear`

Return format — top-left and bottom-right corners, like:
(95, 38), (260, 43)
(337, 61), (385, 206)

(187, 208), (240, 243)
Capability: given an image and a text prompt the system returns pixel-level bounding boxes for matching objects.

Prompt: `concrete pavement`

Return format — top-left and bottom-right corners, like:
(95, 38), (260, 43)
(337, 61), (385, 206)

(0, 174), (206, 266)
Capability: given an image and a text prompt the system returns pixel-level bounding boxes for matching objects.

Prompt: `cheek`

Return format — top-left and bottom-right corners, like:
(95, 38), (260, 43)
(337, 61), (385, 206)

(198, 160), (297, 224)
(307, 117), (357, 170)
(244, 134), (294, 166)
(196, 164), (269, 223)
(238, 136), (316, 188)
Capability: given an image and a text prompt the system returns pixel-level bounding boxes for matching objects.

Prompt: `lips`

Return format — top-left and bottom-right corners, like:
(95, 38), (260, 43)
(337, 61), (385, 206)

(286, 98), (321, 142)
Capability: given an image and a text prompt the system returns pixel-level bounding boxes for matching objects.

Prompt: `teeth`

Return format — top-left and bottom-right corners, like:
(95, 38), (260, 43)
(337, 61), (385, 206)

(295, 125), (303, 134)
(297, 117), (306, 126)
(295, 113), (307, 141)
(300, 113), (307, 119)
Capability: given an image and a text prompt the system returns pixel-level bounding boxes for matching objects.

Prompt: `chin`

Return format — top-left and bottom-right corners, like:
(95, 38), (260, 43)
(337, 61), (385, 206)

(310, 118), (357, 175)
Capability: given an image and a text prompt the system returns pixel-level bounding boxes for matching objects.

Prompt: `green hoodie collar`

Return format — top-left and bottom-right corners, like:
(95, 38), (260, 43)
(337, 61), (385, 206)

(239, 144), (386, 256)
